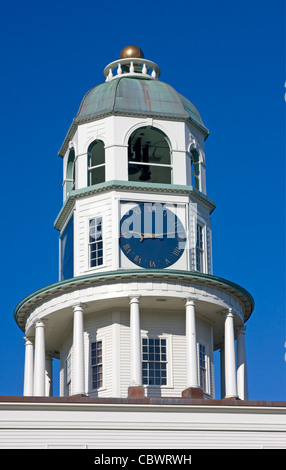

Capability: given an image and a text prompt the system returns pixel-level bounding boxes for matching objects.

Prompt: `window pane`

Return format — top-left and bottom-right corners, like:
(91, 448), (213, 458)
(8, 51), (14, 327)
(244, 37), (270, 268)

(128, 127), (171, 184)
(129, 128), (170, 165)
(88, 141), (105, 167)
(91, 341), (103, 389)
(134, 142), (170, 165)
(60, 216), (74, 281)
(89, 166), (105, 185)
(141, 337), (167, 386)
(196, 225), (203, 249)
(89, 217), (103, 268)
(128, 164), (171, 184)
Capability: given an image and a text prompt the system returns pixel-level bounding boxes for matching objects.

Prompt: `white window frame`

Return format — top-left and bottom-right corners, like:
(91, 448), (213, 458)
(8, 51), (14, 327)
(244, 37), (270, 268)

(128, 128), (173, 185)
(88, 337), (106, 394)
(190, 150), (200, 191)
(90, 339), (103, 391)
(141, 334), (173, 389)
(87, 141), (105, 186)
(88, 215), (104, 270)
(198, 342), (211, 395)
(196, 223), (204, 273)
(88, 161), (105, 186)
(59, 212), (74, 281)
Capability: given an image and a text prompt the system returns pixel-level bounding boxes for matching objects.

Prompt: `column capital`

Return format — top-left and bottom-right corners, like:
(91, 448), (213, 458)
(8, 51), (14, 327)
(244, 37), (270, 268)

(24, 336), (34, 345)
(224, 308), (234, 318)
(185, 298), (196, 307)
(236, 325), (246, 334)
(34, 319), (45, 328)
(72, 302), (85, 311)
(129, 295), (141, 304)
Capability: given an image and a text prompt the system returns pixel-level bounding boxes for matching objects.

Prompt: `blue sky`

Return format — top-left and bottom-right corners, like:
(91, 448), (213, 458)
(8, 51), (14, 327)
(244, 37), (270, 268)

(0, 0), (285, 400)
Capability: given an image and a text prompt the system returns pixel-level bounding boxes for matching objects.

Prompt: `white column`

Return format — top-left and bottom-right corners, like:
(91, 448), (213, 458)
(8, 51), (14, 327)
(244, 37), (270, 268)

(129, 296), (142, 387)
(236, 326), (248, 400)
(23, 337), (34, 396)
(33, 321), (46, 396)
(72, 303), (85, 395)
(185, 299), (199, 388)
(224, 309), (237, 398)
(45, 353), (53, 397)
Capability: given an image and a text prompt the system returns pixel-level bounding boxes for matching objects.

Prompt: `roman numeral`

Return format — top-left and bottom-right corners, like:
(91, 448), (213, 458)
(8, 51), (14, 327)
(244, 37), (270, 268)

(133, 207), (142, 215)
(123, 244), (131, 253)
(173, 247), (181, 256)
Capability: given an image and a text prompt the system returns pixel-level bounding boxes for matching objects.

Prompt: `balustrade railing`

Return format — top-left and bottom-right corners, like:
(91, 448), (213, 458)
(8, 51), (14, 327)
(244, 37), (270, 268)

(104, 58), (161, 82)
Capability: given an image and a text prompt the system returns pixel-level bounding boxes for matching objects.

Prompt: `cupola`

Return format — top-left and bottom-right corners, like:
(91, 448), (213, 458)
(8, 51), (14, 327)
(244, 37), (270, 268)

(14, 46), (254, 407)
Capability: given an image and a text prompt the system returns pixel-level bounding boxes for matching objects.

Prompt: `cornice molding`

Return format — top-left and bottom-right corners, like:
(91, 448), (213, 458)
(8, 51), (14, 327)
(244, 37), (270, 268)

(14, 269), (254, 331)
(54, 180), (216, 231)
(58, 111), (209, 159)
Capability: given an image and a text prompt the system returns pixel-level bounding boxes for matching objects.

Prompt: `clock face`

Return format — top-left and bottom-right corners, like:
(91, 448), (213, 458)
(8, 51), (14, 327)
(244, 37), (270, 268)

(119, 203), (186, 269)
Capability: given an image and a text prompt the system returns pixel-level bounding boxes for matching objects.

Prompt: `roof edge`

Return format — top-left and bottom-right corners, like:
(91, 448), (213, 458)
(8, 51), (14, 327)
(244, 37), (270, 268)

(0, 395), (284, 408)
(14, 269), (254, 330)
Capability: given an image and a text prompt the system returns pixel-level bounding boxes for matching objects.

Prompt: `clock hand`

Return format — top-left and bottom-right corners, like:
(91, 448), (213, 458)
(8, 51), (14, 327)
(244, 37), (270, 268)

(128, 231), (156, 241)
(144, 231), (184, 237)
(128, 230), (145, 242)
(128, 230), (159, 239)
(128, 230), (185, 241)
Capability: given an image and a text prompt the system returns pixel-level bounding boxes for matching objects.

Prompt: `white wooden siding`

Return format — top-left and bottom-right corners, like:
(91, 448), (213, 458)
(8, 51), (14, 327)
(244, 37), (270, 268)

(75, 194), (113, 276)
(59, 309), (214, 398)
(0, 401), (284, 449)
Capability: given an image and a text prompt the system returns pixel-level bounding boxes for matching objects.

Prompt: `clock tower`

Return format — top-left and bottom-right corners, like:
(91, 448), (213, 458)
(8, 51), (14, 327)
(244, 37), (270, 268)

(15, 46), (254, 400)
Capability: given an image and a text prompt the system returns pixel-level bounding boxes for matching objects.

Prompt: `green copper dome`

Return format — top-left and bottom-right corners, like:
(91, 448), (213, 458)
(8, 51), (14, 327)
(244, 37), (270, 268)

(74, 77), (209, 135)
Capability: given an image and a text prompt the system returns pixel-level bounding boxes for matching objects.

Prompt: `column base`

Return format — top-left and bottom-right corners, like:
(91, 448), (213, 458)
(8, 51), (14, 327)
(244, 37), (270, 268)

(128, 386), (145, 398)
(182, 387), (204, 399)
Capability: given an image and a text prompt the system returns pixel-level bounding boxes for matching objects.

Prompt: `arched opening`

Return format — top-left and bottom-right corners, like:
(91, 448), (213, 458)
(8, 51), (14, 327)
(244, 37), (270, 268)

(66, 148), (75, 195)
(128, 127), (171, 184)
(88, 140), (105, 186)
(191, 149), (200, 190)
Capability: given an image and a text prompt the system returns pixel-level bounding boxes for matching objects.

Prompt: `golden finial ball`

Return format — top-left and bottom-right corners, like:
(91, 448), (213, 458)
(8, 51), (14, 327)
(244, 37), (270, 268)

(120, 45), (144, 59)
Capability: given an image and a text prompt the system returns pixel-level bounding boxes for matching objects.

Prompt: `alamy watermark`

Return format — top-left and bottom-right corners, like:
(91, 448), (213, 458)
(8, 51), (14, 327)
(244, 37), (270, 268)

(118, 201), (199, 252)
